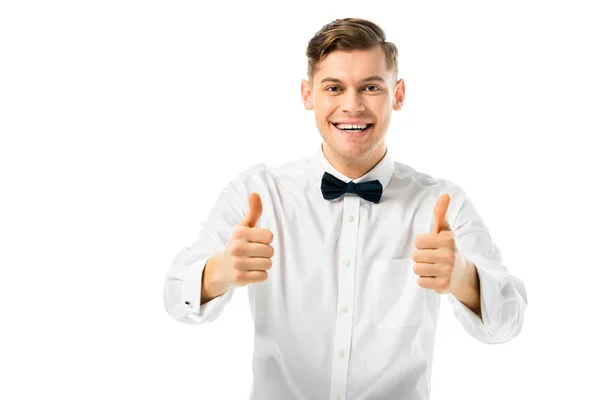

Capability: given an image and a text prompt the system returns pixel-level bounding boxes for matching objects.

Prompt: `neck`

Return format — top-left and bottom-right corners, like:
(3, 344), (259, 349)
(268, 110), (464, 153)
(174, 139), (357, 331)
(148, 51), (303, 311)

(322, 143), (387, 179)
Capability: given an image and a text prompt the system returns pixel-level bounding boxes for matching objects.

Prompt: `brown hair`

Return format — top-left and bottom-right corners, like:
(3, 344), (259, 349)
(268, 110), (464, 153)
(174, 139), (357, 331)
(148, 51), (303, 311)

(305, 18), (399, 85)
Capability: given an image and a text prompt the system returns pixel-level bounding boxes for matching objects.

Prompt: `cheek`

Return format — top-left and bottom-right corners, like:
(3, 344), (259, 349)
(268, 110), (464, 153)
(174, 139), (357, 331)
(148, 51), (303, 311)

(314, 96), (335, 115)
(373, 103), (392, 126)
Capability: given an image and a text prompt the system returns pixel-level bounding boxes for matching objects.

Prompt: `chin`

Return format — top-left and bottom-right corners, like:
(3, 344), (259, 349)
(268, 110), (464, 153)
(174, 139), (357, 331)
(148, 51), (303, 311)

(336, 144), (372, 160)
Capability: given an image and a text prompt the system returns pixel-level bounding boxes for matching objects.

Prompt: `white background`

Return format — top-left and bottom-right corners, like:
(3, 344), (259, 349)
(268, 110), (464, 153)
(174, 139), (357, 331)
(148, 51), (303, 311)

(1, 0), (598, 399)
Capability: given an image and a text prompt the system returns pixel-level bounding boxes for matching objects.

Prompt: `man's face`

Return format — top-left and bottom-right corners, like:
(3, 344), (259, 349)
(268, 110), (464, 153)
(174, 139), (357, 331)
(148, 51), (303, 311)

(301, 46), (405, 165)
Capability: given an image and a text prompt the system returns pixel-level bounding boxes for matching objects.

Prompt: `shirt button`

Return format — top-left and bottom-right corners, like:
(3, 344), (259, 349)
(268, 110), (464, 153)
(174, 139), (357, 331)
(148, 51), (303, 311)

(185, 301), (193, 308)
(348, 215), (354, 222)
(344, 260), (351, 267)
(338, 350), (345, 358)
(341, 306), (348, 313)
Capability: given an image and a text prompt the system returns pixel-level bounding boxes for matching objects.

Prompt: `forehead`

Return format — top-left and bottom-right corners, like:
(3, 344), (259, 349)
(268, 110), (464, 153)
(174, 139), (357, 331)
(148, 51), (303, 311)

(313, 46), (390, 83)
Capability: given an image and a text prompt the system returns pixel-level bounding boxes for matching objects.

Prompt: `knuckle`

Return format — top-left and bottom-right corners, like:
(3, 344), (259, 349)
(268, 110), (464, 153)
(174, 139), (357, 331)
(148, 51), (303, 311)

(231, 225), (245, 239)
(233, 270), (245, 282)
(444, 251), (455, 264)
(231, 257), (243, 270)
(230, 241), (244, 255)
(438, 280), (450, 291)
(413, 263), (419, 274)
(414, 235), (423, 248)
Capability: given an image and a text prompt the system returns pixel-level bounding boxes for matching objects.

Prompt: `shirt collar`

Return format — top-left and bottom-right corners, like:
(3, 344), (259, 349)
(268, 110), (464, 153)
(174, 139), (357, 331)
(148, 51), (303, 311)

(311, 143), (395, 192)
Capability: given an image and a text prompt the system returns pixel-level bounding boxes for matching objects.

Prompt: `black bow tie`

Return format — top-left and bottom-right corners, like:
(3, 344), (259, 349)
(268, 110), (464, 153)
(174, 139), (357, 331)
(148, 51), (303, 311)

(321, 172), (383, 203)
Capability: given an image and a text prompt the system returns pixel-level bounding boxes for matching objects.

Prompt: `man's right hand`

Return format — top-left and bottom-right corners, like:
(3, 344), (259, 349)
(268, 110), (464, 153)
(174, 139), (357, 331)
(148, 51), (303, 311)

(206, 192), (275, 294)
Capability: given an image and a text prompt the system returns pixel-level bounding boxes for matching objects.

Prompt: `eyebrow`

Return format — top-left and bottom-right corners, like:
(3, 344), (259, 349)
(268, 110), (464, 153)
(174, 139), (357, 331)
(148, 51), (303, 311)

(320, 75), (386, 84)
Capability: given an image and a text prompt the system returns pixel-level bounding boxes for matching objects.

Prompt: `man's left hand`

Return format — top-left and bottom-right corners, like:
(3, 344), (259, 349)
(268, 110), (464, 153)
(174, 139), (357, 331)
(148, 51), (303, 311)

(412, 193), (471, 294)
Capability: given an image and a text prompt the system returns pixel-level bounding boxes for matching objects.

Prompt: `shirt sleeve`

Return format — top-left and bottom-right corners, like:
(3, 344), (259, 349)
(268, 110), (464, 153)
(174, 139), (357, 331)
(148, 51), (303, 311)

(439, 181), (528, 344)
(162, 164), (263, 325)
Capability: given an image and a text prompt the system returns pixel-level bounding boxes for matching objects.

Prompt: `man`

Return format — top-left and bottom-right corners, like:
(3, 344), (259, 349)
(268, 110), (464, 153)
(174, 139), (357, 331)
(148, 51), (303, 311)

(163, 17), (527, 400)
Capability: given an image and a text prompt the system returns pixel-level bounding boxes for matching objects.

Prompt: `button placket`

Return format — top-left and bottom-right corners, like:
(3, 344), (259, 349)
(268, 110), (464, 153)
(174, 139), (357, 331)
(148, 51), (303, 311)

(329, 195), (360, 400)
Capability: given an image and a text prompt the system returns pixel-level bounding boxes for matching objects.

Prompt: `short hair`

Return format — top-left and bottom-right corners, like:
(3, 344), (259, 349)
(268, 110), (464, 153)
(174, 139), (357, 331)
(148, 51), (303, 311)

(305, 18), (399, 86)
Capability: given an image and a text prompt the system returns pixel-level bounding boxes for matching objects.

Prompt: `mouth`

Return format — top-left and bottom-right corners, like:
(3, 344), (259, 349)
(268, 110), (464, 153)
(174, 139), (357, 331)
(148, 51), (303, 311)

(330, 122), (374, 139)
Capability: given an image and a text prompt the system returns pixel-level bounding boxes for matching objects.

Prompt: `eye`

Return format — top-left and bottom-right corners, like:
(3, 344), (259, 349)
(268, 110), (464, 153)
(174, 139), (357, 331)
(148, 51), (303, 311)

(364, 85), (381, 92)
(326, 86), (341, 92)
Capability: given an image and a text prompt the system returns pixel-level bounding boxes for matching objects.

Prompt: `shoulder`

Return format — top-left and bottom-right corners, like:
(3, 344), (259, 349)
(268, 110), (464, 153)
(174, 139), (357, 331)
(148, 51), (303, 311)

(391, 160), (465, 198)
(229, 154), (314, 189)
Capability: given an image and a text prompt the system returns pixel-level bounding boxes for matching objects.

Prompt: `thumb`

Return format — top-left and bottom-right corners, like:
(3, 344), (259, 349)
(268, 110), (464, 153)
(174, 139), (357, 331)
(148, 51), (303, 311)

(431, 193), (451, 234)
(240, 192), (263, 228)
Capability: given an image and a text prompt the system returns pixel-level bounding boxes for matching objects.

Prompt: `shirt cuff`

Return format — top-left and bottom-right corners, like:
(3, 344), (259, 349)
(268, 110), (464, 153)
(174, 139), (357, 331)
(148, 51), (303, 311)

(446, 253), (504, 340)
(181, 256), (235, 323)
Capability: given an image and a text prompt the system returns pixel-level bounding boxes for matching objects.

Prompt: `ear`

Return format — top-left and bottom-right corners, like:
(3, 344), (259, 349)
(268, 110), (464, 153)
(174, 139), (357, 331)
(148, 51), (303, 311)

(301, 79), (314, 110)
(392, 78), (405, 111)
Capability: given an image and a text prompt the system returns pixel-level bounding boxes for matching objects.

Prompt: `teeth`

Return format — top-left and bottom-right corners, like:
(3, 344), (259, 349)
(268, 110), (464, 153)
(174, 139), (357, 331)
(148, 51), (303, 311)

(334, 123), (369, 130)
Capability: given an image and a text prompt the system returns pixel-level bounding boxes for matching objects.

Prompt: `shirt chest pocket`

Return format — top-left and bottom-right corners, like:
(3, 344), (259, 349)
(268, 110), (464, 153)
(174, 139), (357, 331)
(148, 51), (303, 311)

(370, 258), (426, 330)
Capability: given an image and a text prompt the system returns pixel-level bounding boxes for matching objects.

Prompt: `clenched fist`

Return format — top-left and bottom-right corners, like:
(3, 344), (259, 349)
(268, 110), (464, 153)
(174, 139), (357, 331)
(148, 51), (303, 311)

(218, 192), (275, 287)
(412, 193), (471, 294)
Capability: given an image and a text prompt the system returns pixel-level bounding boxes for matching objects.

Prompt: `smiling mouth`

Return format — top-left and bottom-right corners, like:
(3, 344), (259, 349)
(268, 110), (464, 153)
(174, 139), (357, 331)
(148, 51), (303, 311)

(330, 122), (374, 136)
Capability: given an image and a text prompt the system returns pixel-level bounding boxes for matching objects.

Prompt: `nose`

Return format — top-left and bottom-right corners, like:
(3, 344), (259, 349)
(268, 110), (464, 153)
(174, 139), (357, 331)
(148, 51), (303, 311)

(340, 91), (365, 113)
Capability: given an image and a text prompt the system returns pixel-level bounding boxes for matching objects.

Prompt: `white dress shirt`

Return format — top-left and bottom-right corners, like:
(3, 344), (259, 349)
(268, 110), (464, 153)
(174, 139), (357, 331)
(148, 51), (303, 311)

(163, 144), (528, 400)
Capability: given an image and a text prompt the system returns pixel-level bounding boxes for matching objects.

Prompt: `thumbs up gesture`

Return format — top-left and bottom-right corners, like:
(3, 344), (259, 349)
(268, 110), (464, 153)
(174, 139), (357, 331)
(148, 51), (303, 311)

(412, 193), (471, 294)
(219, 192), (275, 288)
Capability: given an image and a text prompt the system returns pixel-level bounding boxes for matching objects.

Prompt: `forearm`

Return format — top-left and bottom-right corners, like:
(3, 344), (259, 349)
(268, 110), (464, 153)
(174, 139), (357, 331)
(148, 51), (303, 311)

(451, 260), (482, 319)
